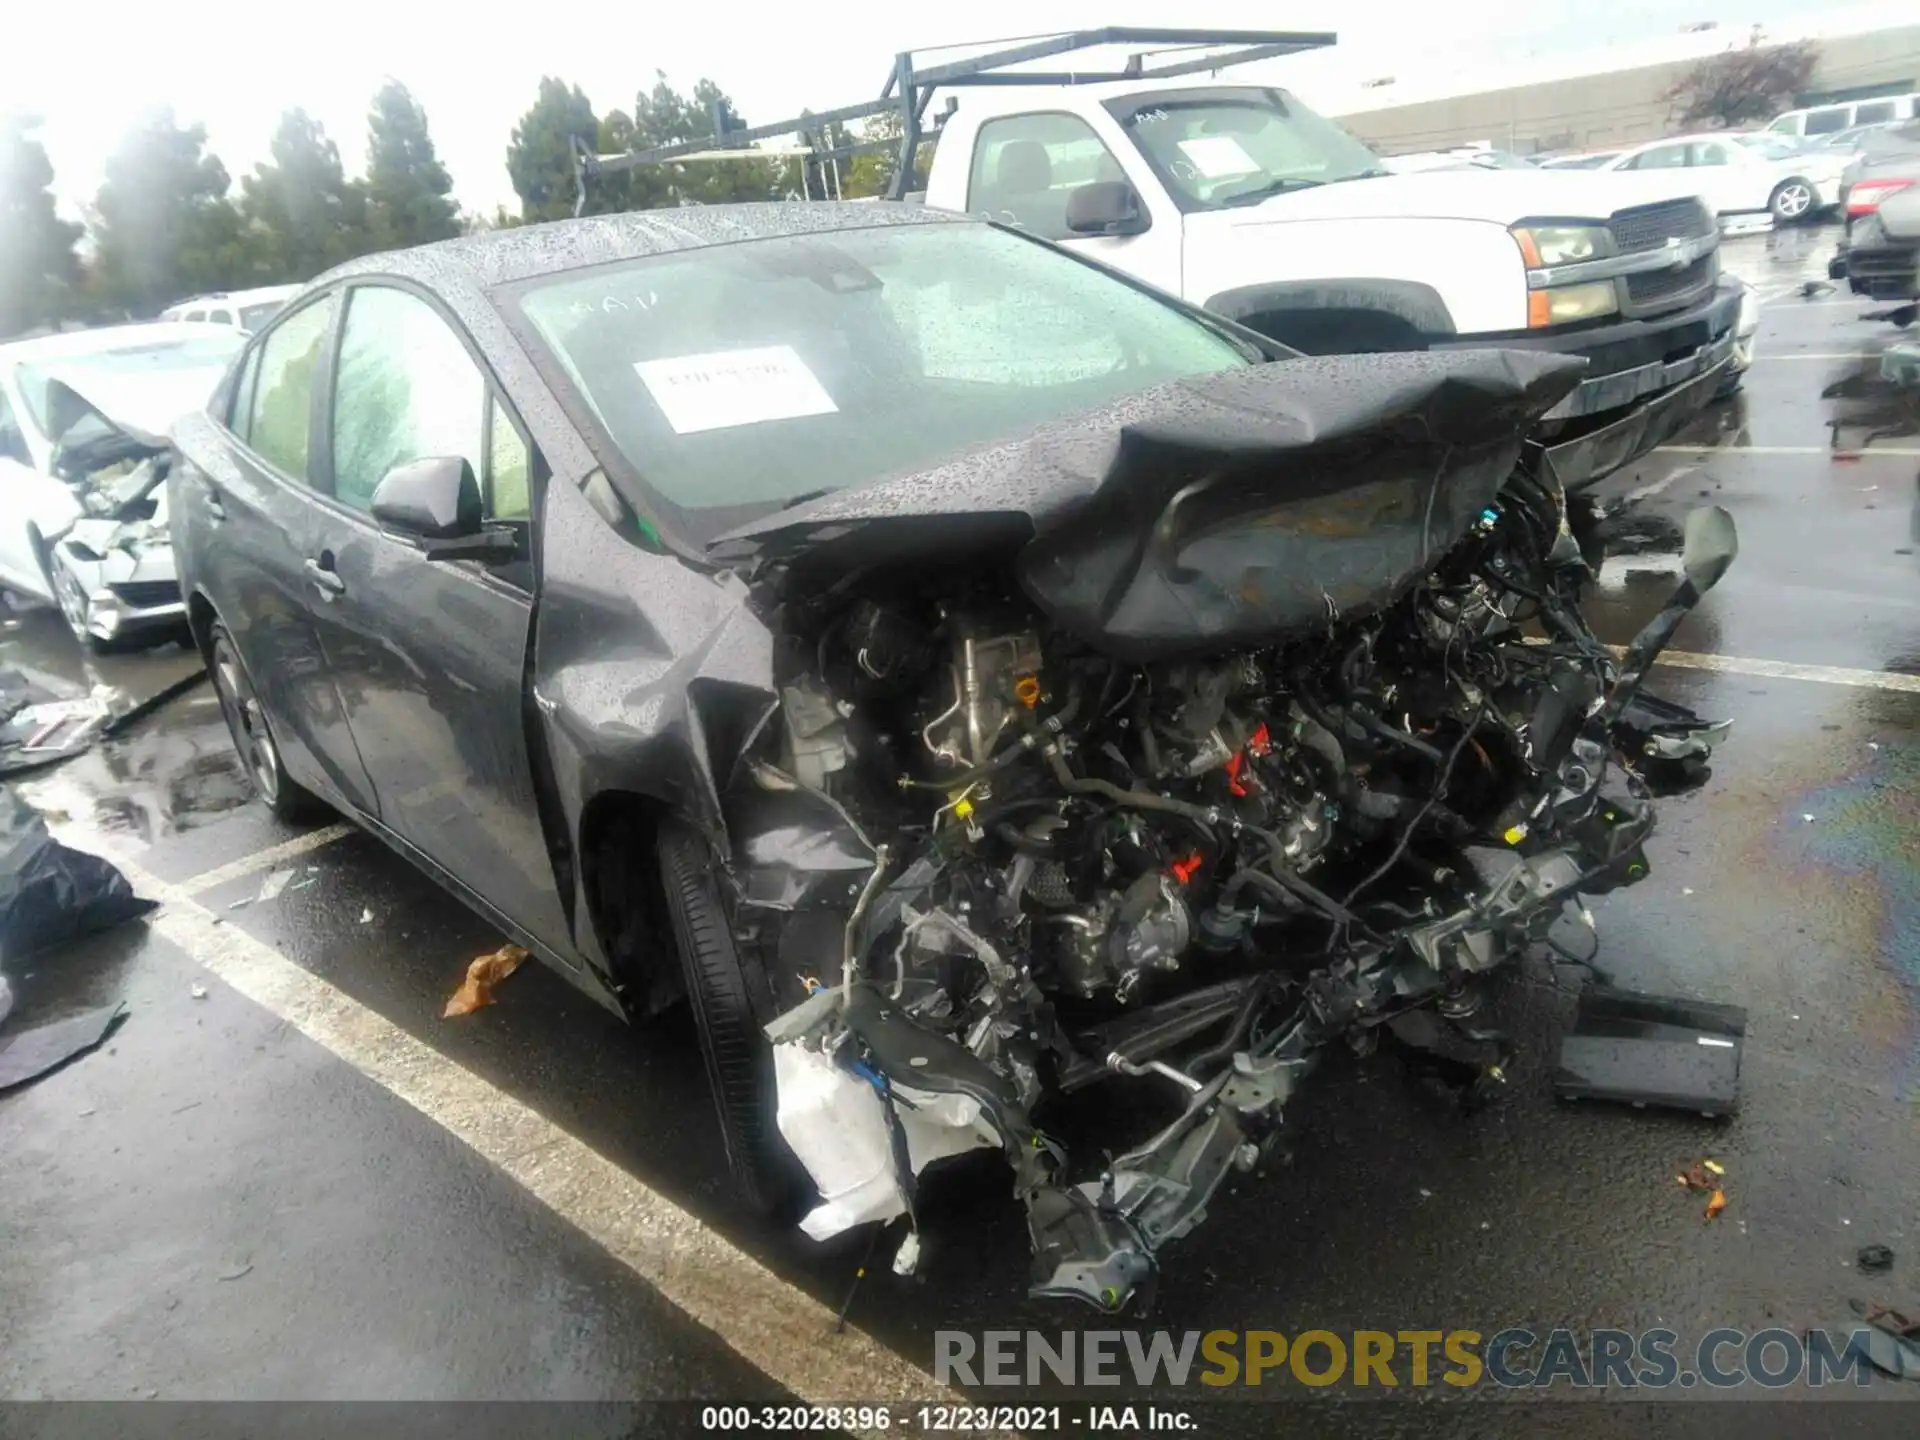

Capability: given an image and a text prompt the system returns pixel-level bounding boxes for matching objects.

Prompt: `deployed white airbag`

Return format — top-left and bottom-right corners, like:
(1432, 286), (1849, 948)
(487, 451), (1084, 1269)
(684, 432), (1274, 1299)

(773, 1042), (999, 1241)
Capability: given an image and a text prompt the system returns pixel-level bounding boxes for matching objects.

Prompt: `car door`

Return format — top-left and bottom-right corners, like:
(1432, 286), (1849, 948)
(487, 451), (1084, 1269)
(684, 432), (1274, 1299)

(183, 291), (382, 815)
(300, 279), (570, 957)
(966, 111), (1184, 293)
(1686, 140), (1760, 214)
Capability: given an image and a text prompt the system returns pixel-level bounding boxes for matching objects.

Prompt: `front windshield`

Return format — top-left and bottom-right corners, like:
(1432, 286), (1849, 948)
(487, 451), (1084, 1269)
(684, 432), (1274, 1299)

(510, 222), (1252, 534)
(239, 302), (285, 331)
(1736, 135), (1801, 161)
(1107, 89), (1389, 209)
(15, 333), (247, 435)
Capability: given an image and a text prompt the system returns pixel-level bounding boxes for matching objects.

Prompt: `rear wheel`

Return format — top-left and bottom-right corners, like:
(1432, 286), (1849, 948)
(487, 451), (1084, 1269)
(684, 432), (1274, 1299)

(207, 620), (330, 823)
(1770, 178), (1816, 223)
(656, 819), (801, 1216)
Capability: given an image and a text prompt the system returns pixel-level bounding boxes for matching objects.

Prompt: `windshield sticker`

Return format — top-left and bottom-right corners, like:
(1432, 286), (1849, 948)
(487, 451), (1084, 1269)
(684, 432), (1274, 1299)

(634, 345), (837, 435)
(1175, 135), (1260, 180)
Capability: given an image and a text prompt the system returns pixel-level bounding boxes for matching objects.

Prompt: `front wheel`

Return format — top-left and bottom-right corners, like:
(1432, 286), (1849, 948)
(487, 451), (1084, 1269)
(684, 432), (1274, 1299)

(1770, 178), (1816, 223)
(48, 552), (110, 653)
(656, 819), (802, 1217)
(207, 620), (331, 823)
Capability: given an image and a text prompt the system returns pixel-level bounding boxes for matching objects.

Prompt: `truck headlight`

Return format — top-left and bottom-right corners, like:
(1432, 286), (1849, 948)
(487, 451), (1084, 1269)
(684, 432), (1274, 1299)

(1511, 224), (1610, 266)
(1528, 281), (1619, 327)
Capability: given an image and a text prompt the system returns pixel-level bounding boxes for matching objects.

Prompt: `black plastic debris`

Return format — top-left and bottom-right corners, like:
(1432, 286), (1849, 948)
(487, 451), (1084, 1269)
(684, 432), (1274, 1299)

(1553, 985), (1746, 1116)
(1859, 1245), (1897, 1275)
(0, 789), (155, 964)
(0, 1002), (127, 1092)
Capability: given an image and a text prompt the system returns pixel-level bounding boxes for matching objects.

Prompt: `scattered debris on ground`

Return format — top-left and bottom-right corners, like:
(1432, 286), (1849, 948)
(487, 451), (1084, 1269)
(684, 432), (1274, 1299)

(443, 944), (529, 1018)
(1676, 1157), (1730, 1220)
(1859, 1244), (1896, 1274)
(0, 1002), (128, 1092)
(1, 789), (154, 963)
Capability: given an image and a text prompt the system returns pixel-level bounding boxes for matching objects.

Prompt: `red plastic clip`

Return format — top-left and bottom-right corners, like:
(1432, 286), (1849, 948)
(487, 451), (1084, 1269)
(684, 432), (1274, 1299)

(1170, 852), (1204, 885)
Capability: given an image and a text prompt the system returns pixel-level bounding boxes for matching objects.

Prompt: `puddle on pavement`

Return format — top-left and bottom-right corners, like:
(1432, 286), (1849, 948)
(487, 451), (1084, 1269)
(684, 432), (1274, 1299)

(3, 600), (247, 844)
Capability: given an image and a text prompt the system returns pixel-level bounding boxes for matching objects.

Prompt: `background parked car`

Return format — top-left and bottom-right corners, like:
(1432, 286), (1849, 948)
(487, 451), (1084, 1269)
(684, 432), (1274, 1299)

(1599, 132), (1846, 226)
(0, 323), (247, 647)
(1381, 146), (1539, 174)
(160, 284), (303, 334)
(1828, 118), (1920, 304)
(1766, 92), (1920, 140)
(1537, 151), (1621, 170)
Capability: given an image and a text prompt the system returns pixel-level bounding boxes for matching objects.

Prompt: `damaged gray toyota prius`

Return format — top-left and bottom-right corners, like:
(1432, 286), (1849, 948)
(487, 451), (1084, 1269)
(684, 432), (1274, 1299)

(171, 204), (1736, 1313)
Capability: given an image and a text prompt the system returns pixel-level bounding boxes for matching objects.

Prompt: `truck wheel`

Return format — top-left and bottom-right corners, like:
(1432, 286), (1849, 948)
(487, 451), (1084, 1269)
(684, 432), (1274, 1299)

(207, 621), (331, 823)
(656, 819), (802, 1217)
(1770, 179), (1816, 224)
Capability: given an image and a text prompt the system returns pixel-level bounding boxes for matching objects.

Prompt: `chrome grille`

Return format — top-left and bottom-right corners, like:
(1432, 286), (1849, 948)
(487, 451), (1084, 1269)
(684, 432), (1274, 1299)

(1626, 256), (1714, 306)
(1608, 199), (1710, 253)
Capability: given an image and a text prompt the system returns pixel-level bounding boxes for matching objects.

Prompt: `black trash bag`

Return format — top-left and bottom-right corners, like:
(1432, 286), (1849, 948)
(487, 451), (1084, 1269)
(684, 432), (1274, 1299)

(0, 789), (155, 965)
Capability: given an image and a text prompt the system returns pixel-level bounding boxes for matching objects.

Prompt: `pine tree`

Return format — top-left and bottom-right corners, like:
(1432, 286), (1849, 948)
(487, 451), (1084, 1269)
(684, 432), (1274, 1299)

(365, 81), (461, 250)
(506, 78), (600, 223)
(0, 115), (84, 336)
(239, 109), (374, 282)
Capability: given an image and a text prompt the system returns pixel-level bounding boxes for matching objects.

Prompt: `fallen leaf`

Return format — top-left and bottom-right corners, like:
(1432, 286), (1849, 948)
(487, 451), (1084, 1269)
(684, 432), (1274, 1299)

(443, 944), (530, 1017)
(1704, 1189), (1727, 1220)
(1703, 1159), (1724, 1176)
(217, 1261), (253, 1281)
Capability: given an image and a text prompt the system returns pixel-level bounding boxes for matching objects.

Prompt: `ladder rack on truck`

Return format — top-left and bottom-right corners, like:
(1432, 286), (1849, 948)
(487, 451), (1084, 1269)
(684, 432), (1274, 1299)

(569, 26), (1335, 213)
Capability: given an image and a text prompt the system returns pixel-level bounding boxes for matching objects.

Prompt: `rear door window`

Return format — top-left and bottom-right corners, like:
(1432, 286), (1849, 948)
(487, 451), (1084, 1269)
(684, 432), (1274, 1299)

(1803, 107), (1850, 136)
(245, 297), (334, 482)
(1854, 101), (1896, 125)
(1623, 143), (1690, 170)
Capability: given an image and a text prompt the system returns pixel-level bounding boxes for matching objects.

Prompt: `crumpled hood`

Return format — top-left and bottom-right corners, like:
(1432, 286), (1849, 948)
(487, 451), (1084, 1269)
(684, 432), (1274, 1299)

(710, 349), (1585, 661)
(45, 360), (231, 455)
(1200, 168), (1703, 228)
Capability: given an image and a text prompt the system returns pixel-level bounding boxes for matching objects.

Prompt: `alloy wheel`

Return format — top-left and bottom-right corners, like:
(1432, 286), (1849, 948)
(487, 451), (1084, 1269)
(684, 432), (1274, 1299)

(212, 635), (282, 804)
(1774, 182), (1813, 220)
(51, 562), (95, 644)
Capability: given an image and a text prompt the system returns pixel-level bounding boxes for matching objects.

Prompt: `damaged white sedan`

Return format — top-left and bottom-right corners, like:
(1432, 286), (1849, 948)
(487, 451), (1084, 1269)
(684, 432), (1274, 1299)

(0, 322), (246, 649)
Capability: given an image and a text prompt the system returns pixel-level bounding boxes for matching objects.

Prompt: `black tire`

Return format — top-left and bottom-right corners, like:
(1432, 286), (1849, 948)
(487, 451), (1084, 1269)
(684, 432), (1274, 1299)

(1770, 177), (1817, 224)
(206, 620), (331, 823)
(656, 820), (801, 1216)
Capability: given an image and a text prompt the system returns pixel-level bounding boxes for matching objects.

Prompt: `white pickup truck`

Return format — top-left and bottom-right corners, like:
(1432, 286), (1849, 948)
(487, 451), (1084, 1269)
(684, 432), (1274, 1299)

(915, 77), (1757, 488)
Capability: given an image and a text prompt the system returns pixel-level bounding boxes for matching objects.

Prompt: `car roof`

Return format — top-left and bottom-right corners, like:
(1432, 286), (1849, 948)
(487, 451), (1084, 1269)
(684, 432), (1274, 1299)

(315, 203), (968, 292)
(0, 321), (245, 365)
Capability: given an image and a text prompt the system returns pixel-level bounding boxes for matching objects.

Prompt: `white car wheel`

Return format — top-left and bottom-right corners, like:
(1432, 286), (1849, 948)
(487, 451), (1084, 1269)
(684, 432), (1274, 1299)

(1771, 179), (1815, 222)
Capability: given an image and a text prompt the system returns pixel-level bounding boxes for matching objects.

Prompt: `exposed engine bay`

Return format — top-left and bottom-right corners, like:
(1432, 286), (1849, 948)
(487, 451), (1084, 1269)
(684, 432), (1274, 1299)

(707, 355), (1739, 1314)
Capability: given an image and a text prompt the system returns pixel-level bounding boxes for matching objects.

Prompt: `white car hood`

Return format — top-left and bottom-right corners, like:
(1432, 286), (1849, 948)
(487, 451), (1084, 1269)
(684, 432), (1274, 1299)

(44, 362), (230, 450)
(1205, 168), (1703, 229)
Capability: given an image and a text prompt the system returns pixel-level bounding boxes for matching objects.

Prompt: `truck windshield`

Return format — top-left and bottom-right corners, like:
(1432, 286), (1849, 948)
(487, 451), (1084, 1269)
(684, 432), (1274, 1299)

(1107, 89), (1390, 210)
(507, 221), (1253, 531)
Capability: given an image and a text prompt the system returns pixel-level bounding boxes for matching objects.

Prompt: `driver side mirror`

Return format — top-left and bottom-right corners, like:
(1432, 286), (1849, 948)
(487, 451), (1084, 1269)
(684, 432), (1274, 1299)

(1065, 181), (1151, 237)
(369, 455), (517, 561)
(371, 455), (481, 539)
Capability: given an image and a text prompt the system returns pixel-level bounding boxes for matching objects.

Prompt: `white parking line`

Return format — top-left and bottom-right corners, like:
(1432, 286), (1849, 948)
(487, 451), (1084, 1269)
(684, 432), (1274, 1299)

(62, 836), (958, 1432)
(1749, 352), (1879, 360)
(1650, 649), (1920, 694)
(1655, 445), (1920, 456)
(179, 822), (356, 895)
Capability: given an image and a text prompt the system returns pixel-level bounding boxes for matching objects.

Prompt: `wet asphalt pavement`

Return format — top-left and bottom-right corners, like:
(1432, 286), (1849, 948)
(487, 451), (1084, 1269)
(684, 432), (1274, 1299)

(3, 225), (1918, 1431)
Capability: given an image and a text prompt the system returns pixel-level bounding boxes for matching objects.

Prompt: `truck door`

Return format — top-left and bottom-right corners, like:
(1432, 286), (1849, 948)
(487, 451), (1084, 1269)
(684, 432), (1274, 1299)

(964, 111), (1184, 294)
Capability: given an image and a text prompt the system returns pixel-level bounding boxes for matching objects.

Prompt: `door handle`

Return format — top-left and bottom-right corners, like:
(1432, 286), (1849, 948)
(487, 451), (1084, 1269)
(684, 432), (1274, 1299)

(304, 557), (346, 599)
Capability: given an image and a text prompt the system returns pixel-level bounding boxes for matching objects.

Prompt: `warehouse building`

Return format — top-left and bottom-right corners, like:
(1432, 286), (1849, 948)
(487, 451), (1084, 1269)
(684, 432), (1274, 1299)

(1319, 14), (1920, 158)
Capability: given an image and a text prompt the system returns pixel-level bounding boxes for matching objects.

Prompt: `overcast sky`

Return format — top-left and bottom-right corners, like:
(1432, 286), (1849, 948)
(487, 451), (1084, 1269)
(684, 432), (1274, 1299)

(1, 0), (1881, 222)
